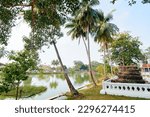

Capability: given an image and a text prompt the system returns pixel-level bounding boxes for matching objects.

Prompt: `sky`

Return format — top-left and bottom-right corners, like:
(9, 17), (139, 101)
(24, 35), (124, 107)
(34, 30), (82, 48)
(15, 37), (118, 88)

(0, 0), (150, 67)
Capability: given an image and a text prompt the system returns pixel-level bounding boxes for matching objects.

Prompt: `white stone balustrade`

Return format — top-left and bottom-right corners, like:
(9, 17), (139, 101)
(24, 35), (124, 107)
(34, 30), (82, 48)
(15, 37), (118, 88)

(141, 72), (150, 76)
(100, 79), (150, 99)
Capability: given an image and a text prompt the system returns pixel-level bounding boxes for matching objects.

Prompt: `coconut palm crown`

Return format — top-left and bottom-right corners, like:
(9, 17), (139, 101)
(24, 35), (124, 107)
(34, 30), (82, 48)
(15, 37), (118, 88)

(94, 10), (119, 77)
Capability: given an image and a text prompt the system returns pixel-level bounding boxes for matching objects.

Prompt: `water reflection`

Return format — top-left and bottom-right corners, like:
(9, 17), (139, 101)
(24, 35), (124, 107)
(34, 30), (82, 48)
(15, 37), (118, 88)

(73, 73), (89, 84)
(23, 76), (32, 86)
(55, 74), (65, 80)
(50, 81), (58, 89)
(21, 73), (91, 100)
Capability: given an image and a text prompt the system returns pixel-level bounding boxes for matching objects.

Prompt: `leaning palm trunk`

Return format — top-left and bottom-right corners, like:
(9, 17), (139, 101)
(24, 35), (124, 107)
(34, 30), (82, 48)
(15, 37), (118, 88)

(52, 41), (79, 96)
(85, 27), (97, 86)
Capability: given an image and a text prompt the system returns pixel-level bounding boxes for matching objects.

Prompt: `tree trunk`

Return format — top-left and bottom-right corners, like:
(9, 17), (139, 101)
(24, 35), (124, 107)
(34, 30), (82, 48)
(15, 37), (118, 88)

(110, 57), (113, 75)
(52, 41), (79, 96)
(122, 58), (125, 66)
(103, 47), (106, 78)
(108, 49), (113, 75)
(86, 27), (97, 86)
(15, 81), (20, 100)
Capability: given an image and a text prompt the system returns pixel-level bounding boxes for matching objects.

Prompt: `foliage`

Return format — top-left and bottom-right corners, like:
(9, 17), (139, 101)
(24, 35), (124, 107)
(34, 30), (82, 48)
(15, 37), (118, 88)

(50, 81), (58, 89)
(75, 0), (100, 32)
(144, 47), (150, 63)
(0, 0), (97, 96)
(38, 65), (52, 73)
(73, 61), (84, 71)
(0, 4), (17, 45)
(110, 0), (150, 5)
(0, 86), (47, 99)
(66, 18), (86, 42)
(8, 50), (39, 70)
(142, 47), (150, 64)
(112, 66), (119, 74)
(0, 0), (26, 45)
(66, 0), (100, 86)
(80, 64), (89, 71)
(0, 0), (93, 48)
(67, 60), (90, 72)
(23, 26), (63, 50)
(94, 10), (119, 49)
(96, 63), (111, 75)
(105, 63), (111, 74)
(51, 59), (59, 72)
(72, 60), (88, 71)
(91, 61), (100, 71)
(0, 50), (38, 99)
(94, 10), (118, 77)
(74, 73), (89, 84)
(0, 47), (7, 58)
(111, 32), (144, 65)
(96, 64), (104, 73)
(51, 59), (59, 66)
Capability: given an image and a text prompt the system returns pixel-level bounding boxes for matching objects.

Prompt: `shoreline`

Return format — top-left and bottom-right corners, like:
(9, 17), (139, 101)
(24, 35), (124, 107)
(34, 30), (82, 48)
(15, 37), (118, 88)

(48, 83), (93, 100)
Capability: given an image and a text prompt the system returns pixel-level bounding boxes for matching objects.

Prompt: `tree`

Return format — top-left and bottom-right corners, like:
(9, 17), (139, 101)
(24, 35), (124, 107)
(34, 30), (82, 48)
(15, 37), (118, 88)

(51, 59), (59, 71)
(73, 60), (84, 71)
(110, 0), (150, 5)
(0, 50), (38, 100)
(91, 61), (100, 71)
(145, 47), (150, 60)
(51, 60), (59, 67)
(73, 60), (89, 71)
(24, 25), (80, 96)
(0, 0), (84, 97)
(96, 63), (111, 76)
(0, 47), (8, 58)
(66, 0), (100, 86)
(111, 32), (144, 65)
(51, 40), (79, 96)
(143, 47), (150, 63)
(94, 10), (119, 77)
(35, 26), (79, 96)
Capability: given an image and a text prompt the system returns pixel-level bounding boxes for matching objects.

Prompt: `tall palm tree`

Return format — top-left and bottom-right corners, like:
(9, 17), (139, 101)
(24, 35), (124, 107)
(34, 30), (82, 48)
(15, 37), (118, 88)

(66, 0), (100, 86)
(94, 10), (119, 77)
(65, 18), (89, 57)
(65, 18), (86, 43)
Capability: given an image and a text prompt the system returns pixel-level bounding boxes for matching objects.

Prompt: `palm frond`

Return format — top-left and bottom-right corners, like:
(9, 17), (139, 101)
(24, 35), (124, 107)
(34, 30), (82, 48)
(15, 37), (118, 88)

(105, 9), (116, 22)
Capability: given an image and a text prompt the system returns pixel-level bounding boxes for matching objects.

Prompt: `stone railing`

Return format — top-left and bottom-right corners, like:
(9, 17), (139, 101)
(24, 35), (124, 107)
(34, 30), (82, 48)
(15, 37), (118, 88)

(100, 79), (150, 99)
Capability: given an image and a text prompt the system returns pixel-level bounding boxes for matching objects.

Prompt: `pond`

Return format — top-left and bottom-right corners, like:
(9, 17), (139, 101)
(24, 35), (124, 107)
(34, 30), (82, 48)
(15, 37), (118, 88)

(20, 73), (95, 100)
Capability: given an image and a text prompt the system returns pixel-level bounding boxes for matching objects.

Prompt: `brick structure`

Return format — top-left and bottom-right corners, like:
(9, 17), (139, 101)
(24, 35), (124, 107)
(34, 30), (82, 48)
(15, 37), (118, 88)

(111, 65), (146, 83)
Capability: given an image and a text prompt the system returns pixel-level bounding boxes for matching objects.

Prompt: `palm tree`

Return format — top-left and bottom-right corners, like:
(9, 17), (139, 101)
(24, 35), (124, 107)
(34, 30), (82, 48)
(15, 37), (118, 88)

(65, 18), (89, 61)
(50, 40), (79, 96)
(94, 10), (119, 78)
(48, 26), (79, 96)
(66, 0), (100, 86)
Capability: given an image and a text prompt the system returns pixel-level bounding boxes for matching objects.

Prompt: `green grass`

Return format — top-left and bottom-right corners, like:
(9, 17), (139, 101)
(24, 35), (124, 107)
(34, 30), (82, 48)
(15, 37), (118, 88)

(67, 85), (148, 100)
(0, 86), (47, 100)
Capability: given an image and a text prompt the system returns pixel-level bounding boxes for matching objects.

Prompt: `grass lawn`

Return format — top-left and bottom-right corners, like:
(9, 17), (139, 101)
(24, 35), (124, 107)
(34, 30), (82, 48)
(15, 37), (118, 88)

(67, 84), (148, 100)
(0, 86), (47, 100)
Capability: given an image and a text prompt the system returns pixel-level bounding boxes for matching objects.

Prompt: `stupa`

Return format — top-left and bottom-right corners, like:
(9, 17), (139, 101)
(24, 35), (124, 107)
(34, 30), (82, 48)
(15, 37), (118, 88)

(111, 65), (146, 83)
(100, 65), (150, 98)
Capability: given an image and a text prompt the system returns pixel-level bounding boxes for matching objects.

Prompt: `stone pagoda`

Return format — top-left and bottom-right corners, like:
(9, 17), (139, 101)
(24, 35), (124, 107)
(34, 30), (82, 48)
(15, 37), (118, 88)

(111, 65), (146, 83)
